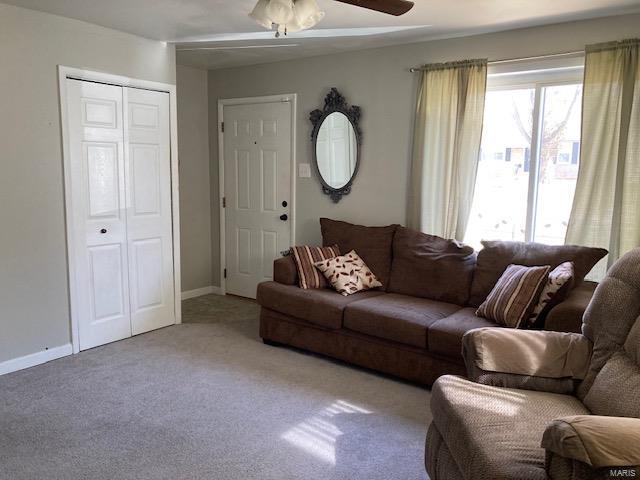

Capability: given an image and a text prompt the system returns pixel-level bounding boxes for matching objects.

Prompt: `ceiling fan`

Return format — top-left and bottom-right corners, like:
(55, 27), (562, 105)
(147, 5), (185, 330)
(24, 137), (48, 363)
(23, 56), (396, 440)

(250, 0), (415, 37)
(333, 0), (414, 16)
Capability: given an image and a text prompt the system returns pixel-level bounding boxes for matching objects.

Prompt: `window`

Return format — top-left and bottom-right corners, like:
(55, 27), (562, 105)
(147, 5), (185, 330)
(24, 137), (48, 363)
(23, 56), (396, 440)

(464, 60), (584, 248)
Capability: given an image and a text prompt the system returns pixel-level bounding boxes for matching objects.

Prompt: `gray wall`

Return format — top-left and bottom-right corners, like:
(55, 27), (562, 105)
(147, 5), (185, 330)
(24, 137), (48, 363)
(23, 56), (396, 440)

(207, 14), (640, 287)
(177, 65), (213, 292)
(0, 3), (176, 363)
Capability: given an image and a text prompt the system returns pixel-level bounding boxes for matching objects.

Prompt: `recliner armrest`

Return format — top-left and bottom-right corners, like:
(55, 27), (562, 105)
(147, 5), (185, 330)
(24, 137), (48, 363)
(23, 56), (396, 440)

(464, 328), (591, 378)
(542, 415), (640, 469)
(273, 255), (298, 285)
(462, 328), (592, 393)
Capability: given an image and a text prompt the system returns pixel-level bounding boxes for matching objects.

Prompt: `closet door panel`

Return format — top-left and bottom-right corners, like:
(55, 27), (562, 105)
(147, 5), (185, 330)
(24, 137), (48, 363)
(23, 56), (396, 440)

(66, 79), (132, 350)
(124, 87), (175, 335)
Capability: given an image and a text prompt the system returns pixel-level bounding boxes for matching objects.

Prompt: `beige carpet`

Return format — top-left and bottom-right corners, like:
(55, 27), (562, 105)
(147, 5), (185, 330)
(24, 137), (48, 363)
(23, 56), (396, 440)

(0, 294), (431, 480)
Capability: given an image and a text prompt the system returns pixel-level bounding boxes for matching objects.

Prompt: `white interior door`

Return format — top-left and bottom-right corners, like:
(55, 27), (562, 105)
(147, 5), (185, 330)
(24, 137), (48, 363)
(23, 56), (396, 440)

(67, 79), (132, 350)
(223, 101), (292, 298)
(66, 79), (175, 350)
(125, 87), (175, 335)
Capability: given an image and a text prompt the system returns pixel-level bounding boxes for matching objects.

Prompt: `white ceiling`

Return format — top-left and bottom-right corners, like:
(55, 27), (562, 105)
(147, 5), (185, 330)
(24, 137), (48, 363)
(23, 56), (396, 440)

(4, 0), (640, 69)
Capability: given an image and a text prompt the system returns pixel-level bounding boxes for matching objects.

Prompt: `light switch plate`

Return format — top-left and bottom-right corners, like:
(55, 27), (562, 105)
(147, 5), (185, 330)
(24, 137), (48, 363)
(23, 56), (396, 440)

(298, 163), (311, 178)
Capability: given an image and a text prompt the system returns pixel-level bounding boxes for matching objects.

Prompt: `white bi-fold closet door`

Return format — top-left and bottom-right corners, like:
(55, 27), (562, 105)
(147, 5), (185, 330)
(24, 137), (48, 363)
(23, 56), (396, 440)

(66, 79), (175, 351)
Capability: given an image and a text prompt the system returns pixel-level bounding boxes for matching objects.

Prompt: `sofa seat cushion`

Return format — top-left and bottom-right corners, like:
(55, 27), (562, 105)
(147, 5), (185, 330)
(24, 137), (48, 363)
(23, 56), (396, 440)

(428, 308), (496, 359)
(256, 281), (384, 329)
(431, 375), (590, 480)
(343, 293), (462, 348)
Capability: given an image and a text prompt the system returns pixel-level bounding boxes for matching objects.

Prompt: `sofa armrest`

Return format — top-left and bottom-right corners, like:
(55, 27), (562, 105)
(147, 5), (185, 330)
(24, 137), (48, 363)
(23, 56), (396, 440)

(273, 255), (298, 285)
(543, 415), (640, 469)
(462, 328), (592, 393)
(545, 281), (597, 333)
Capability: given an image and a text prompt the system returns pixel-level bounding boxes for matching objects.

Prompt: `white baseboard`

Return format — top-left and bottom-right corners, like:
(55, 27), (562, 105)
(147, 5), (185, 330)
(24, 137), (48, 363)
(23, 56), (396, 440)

(0, 343), (73, 376)
(181, 285), (223, 300)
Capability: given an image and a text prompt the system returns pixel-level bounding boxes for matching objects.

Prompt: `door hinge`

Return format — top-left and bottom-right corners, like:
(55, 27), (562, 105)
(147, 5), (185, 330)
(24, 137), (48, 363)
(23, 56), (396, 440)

(224, 268), (227, 279)
(222, 196), (226, 208)
(220, 122), (224, 133)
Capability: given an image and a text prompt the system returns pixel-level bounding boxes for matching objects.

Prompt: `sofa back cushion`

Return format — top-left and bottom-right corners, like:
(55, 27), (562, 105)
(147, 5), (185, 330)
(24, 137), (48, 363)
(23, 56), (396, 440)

(388, 227), (476, 304)
(468, 240), (608, 307)
(320, 218), (397, 290)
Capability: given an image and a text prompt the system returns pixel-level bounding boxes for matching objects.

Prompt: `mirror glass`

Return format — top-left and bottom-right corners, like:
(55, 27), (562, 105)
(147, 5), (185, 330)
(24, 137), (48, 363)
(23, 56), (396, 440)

(315, 112), (357, 189)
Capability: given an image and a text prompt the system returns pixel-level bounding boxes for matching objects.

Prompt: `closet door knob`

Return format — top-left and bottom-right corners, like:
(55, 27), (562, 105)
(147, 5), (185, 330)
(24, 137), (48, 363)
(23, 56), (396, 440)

(279, 214), (288, 221)
(100, 228), (107, 234)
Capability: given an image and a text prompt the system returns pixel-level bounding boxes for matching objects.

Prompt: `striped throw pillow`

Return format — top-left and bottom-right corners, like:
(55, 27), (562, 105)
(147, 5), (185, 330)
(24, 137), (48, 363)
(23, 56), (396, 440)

(291, 245), (340, 289)
(476, 264), (550, 328)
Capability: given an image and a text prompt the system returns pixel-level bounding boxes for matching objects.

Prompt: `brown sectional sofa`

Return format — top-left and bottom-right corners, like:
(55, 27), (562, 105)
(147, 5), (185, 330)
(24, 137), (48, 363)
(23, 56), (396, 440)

(257, 218), (604, 386)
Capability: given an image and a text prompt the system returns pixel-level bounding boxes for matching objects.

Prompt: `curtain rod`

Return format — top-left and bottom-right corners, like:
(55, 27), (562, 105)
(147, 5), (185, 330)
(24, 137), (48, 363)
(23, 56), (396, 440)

(408, 50), (584, 72)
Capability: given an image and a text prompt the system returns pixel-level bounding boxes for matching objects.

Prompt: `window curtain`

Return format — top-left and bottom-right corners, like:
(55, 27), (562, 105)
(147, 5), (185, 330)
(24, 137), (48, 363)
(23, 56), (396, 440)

(566, 39), (640, 278)
(408, 59), (487, 240)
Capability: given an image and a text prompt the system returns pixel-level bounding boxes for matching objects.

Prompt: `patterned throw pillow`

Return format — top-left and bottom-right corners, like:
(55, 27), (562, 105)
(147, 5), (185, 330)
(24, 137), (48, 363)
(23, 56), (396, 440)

(476, 264), (551, 328)
(314, 250), (383, 296)
(528, 261), (575, 326)
(291, 245), (340, 289)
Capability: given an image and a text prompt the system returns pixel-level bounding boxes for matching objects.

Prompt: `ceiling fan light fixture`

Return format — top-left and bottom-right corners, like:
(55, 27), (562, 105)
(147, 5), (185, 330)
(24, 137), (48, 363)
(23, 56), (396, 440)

(293, 0), (324, 29)
(249, 0), (325, 37)
(248, 0), (273, 29)
(265, 0), (295, 25)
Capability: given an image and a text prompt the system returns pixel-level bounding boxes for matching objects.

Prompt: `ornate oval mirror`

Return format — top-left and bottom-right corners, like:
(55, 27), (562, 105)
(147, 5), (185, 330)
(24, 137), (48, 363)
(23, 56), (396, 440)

(310, 88), (361, 203)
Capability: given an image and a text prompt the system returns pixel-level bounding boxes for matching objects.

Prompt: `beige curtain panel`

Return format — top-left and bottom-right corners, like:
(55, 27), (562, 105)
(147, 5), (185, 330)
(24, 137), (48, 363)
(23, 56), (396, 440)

(408, 59), (487, 240)
(566, 39), (640, 279)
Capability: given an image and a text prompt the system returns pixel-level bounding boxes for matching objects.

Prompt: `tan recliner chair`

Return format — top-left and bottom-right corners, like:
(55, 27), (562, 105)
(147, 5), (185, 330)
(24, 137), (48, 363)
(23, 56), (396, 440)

(425, 248), (640, 480)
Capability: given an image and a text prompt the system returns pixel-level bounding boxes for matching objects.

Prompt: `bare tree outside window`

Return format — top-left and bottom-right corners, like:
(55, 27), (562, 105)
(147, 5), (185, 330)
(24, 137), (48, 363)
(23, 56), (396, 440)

(464, 83), (583, 248)
(511, 87), (580, 183)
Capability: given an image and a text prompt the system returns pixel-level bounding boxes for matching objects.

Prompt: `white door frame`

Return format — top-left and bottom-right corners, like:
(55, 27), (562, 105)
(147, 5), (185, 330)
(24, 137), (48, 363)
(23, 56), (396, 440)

(217, 94), (297, 295)
(58, 65), (182, 354)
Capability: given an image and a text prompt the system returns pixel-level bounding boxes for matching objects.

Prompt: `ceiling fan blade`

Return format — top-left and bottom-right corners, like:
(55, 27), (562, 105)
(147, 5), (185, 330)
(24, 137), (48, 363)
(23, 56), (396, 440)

(333, 0), (414, 16)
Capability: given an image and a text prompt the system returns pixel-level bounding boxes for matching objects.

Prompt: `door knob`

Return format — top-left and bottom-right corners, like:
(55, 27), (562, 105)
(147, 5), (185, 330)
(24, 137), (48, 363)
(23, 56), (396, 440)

(100, 228), (107, 234)
(279, 214), (288, 221)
